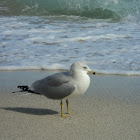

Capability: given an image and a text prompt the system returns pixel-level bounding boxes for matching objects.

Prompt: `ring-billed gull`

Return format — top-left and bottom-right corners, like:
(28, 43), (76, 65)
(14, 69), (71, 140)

(17, 62), (96, 117)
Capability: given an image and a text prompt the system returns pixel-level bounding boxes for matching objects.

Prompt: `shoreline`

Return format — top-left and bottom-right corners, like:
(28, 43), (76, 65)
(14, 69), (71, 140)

(0, 67), (140, 76)
(0, 70), (140, 140)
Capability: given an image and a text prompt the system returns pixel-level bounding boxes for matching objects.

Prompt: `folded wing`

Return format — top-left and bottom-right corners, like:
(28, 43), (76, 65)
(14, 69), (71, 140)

(29, 72), (77, 99)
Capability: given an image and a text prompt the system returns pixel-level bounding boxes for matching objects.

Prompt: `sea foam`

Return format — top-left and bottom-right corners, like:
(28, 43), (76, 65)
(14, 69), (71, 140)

(0, 16), (139, 76)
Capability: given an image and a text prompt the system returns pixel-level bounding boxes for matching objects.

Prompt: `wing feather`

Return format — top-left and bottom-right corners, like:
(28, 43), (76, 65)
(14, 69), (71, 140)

(29, 72), (76, 99)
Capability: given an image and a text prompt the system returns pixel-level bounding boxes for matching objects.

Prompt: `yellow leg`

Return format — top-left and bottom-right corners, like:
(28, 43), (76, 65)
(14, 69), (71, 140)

(66, 99), (71, 114)
(60, 100), (68, 118)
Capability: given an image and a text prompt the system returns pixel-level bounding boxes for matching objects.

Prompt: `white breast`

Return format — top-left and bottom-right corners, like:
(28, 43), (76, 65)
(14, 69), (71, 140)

(65, 73), (90, 99)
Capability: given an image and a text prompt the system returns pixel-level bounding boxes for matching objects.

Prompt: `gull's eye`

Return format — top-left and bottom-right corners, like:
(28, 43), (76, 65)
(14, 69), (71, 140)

(83, 67), (87, 69)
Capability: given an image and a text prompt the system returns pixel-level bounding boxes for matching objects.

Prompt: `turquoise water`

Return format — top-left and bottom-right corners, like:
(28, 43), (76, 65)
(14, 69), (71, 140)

(0, 0), (140, 75)
(1, 0), (140, 20)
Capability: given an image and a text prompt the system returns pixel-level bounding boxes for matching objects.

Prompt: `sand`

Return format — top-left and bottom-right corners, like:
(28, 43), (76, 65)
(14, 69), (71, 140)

(0, 70), (140, 140)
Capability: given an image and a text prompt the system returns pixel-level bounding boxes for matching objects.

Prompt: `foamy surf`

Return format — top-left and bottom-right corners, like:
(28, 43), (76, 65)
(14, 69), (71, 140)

(0, 1), (140, 77)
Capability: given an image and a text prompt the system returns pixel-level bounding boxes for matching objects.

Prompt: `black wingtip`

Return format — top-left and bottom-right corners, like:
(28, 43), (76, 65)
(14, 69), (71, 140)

(17, 85), (29, 91)
(16, 85), (40, 95)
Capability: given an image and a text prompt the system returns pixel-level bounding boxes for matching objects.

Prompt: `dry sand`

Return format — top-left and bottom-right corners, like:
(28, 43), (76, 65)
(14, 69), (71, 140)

(0, 70), (140, 140)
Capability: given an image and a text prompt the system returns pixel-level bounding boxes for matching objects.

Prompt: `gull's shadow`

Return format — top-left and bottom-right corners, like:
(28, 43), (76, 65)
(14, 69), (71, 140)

(1, 107), (58, 115)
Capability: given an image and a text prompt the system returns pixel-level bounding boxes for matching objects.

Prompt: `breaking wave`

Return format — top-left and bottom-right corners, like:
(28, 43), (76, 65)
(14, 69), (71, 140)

(0, 0), (140, 21)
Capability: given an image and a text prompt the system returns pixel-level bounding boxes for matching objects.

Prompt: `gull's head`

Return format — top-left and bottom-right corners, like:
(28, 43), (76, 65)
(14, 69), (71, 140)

(70, 62), (96, 75)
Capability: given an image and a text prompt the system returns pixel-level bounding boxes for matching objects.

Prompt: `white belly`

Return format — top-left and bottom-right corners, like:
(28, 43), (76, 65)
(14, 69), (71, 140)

(65, 75), (90, 99)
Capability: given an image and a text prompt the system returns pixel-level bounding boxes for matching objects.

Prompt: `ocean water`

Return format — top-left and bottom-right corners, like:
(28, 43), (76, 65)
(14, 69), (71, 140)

(0, 0), (140, 75)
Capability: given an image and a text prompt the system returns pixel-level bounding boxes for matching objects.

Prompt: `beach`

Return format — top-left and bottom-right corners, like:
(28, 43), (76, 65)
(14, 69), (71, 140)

(0, 70), (140, 140)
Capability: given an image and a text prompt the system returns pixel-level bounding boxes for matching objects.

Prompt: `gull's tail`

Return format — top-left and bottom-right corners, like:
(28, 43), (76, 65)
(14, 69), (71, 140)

(12, 85), (29, 93)
(12, 85), (39, 94)
(18, 85), (29, 91)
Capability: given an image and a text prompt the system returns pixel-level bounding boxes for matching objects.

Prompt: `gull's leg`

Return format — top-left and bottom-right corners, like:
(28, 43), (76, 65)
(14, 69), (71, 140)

(66, 99), (70, 114)
(60, 100), (68, 118)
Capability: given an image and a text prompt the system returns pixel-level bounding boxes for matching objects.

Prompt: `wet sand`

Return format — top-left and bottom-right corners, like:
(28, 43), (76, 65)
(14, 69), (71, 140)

(0, 70), (140, 140)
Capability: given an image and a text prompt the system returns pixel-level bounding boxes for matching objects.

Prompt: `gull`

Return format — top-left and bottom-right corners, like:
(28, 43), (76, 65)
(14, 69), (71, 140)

(17, 62), (96, 117)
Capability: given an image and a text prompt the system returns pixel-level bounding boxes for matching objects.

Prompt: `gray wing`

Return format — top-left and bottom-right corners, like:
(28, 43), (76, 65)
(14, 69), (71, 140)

(29, 72), (77, 99)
